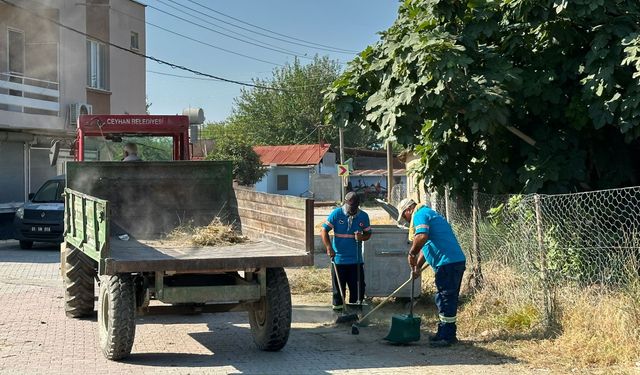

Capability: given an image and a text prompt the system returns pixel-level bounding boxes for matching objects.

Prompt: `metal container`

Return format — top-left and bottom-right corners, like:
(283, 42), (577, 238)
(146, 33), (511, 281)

(363, 225), (420, 298)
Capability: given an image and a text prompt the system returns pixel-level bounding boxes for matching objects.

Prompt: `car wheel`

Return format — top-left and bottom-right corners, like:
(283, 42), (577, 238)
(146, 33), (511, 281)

(19, 240), (33, 250)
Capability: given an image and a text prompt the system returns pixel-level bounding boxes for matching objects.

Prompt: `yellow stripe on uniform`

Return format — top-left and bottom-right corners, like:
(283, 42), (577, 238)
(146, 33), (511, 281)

(408, 203), (427, 241)
(439, 314), (457, 323)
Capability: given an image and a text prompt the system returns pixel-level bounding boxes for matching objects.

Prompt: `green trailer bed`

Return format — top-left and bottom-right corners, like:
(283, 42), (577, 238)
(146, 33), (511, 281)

(104, 238), (310, 274)
(61, 161), (314, 360)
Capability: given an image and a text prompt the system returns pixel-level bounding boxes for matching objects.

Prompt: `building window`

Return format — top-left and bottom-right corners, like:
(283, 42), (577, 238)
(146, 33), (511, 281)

(277, 175), (288, 191)
(86, 39), (108, 90)
(130, 31), (139, 50)
(8, 29), (25, 75)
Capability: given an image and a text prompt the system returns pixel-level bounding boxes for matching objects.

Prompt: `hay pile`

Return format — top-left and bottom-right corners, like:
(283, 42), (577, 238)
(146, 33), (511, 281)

(165, 219), (247, 247)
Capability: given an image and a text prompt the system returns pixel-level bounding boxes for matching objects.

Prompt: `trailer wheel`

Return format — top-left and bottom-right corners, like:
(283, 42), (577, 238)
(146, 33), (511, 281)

(63, 247), (96, 318)
(98, 274), (136, 360)
(248, 267), (291, 351)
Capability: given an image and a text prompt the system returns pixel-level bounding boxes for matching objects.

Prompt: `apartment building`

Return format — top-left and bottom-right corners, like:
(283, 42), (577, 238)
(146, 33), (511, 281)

(0, 0), (146, 211)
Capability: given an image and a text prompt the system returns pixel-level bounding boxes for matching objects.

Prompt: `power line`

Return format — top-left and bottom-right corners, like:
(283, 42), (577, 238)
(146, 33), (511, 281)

(150, 0), (314, 60)
(147, 69), (252, 84)
(147, 69), (334, 89)
(185, 0), (359, 55)
(156, 0), (310, 58)
(113, 4), (344, 83)
(108, 6), (283, 66)
(295, 126), (319, 145)
(0, 0), (294, 92)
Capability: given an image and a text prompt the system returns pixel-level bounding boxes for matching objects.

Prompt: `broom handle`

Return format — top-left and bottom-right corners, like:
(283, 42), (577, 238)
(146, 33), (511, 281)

(359, 264), (428, 324)
(332, 261), (347, 310)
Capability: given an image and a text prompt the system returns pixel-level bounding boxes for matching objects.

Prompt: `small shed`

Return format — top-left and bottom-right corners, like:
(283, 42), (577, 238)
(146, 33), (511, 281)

(253, 144), (339, 200)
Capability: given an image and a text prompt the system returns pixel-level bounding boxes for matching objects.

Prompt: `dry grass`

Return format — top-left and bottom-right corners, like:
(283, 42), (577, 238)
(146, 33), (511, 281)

(513, 286), (640, 368)
(458, 262), (541, 336)
(456, 262), (640, 369)
(370, 216), (396, 226)
(165, 219), (248, 247)
(288, 266), (332, 295)
(288, 261), (640, 371)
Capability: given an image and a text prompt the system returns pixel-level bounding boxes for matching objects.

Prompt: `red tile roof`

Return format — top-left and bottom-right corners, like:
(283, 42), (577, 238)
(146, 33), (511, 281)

(253, 144), (331, 166)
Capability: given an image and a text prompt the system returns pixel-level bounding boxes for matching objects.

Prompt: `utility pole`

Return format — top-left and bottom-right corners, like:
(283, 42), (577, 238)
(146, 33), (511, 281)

(339, 127), (345, 202)
(386, 140), (394, 203)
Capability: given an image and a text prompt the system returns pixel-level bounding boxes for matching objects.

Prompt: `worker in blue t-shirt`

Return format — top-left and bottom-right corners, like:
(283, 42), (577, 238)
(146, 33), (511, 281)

(397, 198), (466, 347)
(321, 192), (372, 310)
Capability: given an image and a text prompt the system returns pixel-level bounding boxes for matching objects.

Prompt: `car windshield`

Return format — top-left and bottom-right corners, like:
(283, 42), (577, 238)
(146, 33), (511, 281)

(32, 180), (64, 203)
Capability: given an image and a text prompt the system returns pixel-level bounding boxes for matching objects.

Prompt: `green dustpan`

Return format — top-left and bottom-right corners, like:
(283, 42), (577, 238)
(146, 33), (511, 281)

(384, 272), (421, 344)
(384, 314), (421, 344)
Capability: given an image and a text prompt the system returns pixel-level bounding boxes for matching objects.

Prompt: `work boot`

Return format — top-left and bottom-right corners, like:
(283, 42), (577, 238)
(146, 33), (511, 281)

(429, 323), (458, 347)
(429, 337), (458, 347)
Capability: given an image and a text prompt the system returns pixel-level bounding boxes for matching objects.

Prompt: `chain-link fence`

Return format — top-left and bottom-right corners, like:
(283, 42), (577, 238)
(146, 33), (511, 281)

(389, 183), (406, 207)
(428, 185), (640, 329)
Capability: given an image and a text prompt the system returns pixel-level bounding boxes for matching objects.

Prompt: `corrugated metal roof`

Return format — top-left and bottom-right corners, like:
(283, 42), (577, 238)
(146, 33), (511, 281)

(350, 169), (406, 176)
(253, 144), (331, 166)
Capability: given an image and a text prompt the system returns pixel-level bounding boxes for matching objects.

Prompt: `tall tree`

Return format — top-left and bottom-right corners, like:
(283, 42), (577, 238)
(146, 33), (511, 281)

(204, 123), (266, 186)
(324, 0), (640, 195)
(226, 56), (378, 148)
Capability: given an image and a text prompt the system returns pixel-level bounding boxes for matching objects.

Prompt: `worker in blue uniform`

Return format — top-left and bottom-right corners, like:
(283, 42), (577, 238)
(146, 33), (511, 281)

(321, 192), (372, 310)
(398, 198), (466, 347)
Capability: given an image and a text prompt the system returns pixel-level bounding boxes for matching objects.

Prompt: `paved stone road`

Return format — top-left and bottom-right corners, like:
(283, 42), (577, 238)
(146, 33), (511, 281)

(0, 240), (532, 375)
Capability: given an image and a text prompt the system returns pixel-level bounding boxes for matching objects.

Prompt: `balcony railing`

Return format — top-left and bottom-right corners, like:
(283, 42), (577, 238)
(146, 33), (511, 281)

(0, 72), (59, 115)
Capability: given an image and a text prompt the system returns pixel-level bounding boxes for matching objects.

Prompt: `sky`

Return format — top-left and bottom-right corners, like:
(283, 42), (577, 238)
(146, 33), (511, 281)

(143, 0), (400, 123)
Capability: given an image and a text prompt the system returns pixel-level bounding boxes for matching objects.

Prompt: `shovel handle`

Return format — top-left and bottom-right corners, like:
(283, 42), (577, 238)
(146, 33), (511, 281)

(410, 271), (415, 317)
(358, 264), (427, 324)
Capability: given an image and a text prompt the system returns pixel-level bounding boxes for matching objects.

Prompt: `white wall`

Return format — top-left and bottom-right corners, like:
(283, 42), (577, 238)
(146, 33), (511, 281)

(319, 152), (336, 175)
(310, 174), (341, 201)
(109, 0), (146, 114)
(254, 166), (311, 196)
(59, 0), (88, 120)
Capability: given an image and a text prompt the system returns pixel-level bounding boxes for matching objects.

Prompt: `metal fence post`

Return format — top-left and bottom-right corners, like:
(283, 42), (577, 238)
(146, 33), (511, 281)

(431, 191), (438, 212)
(534, 194), (556, 331)
(444, 185), (451, 222)
(466, 182), (483, 291)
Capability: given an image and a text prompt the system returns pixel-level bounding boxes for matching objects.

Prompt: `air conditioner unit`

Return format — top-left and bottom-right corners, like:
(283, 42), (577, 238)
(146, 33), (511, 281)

(69, 103), (93, 126)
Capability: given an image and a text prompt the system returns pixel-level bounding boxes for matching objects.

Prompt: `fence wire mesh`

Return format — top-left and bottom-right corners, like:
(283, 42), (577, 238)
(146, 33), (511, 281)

(389, 184), (406, 207)
(426, 186), (640, 328)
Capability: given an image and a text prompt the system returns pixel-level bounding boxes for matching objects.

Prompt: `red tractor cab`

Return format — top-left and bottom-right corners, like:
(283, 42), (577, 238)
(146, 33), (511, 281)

(75, 115), (191, 161)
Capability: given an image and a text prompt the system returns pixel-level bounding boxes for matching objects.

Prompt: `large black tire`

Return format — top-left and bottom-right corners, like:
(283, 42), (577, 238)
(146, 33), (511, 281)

(63, 247), (96, 318)
(19, 240), (33, 250)
(248, 267), (292, 351)
(98, 274), (136, 360)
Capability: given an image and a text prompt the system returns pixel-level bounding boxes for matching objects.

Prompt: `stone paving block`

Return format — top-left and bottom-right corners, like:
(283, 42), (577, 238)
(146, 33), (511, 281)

(0, 240), (526, 375)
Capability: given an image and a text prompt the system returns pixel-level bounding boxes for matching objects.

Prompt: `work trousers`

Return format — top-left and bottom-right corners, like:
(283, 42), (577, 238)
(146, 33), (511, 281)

(434, 261), (466, 340)
(331, 263), (365, 306)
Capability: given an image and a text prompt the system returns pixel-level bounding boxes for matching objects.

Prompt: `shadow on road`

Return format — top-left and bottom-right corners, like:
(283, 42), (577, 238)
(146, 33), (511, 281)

(126, 310), (517, 373)
(0, 240), (60, 263)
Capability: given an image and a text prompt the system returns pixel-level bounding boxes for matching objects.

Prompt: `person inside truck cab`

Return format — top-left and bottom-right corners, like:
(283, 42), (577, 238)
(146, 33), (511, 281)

(122, 142), (142, 162)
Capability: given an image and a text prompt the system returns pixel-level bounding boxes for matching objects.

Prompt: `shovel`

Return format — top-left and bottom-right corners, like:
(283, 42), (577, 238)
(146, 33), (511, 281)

(383, 271), (421, 344)
(351, 264), (427, 335)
